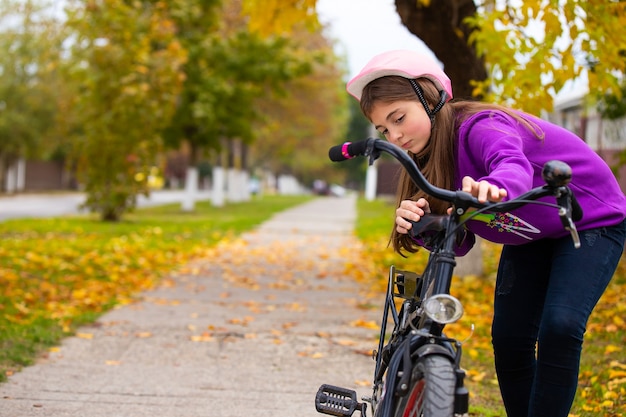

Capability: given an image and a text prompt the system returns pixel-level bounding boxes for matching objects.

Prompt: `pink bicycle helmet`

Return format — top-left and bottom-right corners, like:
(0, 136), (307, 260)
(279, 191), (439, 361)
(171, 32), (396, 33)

(346, 49), (453, 101)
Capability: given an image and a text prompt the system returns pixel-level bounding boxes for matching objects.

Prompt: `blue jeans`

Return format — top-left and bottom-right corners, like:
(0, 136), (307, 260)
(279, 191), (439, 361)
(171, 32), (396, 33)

(491, 219), (626, 417)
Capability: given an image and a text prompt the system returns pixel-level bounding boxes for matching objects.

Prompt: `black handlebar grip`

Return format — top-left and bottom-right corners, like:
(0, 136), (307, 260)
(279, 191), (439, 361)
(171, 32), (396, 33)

(328, 140), (370, 162)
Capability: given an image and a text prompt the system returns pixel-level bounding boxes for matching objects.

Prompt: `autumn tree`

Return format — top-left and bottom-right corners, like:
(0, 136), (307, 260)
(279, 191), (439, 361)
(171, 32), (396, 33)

(246, 28), (350, 186)
(62, 0), (187, 221)
(160, 0), (322, 207)
(162, 31), (313, 171)
(161, 0), (347, 206)
(395, 0), (625, 113)
(235, 0), (353, 188)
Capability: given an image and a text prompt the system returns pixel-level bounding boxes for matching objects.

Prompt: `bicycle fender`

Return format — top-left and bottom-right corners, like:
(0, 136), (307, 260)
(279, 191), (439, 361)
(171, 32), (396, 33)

(412, 343), (455, 363)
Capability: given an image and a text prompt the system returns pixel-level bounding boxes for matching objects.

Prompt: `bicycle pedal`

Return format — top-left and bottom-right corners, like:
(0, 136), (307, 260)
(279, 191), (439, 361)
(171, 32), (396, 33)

(315, 384), (367, 417)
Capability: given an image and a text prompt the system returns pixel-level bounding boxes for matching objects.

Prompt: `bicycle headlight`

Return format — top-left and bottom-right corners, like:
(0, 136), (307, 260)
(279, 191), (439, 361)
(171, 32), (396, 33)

(423, 294), (464, 324)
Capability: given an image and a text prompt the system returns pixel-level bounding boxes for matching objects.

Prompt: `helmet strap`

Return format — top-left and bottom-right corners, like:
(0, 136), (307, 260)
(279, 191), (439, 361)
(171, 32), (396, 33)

(409, 79), (448, 123)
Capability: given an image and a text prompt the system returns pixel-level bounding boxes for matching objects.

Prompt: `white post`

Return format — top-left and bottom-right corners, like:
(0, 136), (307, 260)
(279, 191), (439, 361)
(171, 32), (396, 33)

(365, 123), (379, 201)
(227, 168), (245, 202)
(212, 166), (225, 207)
(16, 158), (25, 191)
(5, 162), (16, 193)
(365, 162), (378, 201)
(266, 172), (277, 194)
(182, 166), (198, 212)
(241, 170), (251, 201)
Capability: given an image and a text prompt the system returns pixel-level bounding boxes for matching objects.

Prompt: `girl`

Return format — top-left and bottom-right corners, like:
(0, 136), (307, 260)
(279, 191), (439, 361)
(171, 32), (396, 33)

(347, 49), (626, 417)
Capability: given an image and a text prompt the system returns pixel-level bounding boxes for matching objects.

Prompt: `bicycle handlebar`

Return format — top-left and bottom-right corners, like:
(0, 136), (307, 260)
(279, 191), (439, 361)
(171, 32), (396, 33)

(329, 139), (461, 205)
(329, 138), (583, 246)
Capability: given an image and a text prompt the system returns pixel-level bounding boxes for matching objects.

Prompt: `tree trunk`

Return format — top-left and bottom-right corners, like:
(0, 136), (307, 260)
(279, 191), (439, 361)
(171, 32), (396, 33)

(394, 0), (487, 99)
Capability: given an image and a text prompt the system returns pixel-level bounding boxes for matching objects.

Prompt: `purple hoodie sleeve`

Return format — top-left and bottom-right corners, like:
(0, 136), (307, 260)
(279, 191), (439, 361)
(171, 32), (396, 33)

(456, 110), (626, 244)
(459, 112), (536, 199)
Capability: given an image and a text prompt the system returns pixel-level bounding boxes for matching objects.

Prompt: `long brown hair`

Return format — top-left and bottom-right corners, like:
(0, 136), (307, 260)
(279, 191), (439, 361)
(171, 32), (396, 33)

(359, 76), (543, 256)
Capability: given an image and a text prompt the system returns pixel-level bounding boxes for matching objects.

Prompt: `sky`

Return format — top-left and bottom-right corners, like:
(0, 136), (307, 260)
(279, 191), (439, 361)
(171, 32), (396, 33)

(316, 0), (435, 80)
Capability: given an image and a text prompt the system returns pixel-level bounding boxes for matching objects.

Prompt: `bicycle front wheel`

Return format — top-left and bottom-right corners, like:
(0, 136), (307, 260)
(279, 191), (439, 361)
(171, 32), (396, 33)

(393, 354), (456, 417)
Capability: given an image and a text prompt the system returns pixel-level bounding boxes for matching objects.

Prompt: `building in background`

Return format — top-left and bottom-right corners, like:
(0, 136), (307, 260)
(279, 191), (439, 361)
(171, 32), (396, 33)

(545, 89), (626, 194)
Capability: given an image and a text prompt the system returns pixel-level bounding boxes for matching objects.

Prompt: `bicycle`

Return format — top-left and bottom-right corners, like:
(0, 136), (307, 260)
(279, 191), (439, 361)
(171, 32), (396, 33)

(314, 138), (582, 417)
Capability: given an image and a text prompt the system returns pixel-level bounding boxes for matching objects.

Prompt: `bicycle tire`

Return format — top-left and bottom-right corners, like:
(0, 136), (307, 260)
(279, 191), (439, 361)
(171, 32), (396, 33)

(393, 354), (456, 417)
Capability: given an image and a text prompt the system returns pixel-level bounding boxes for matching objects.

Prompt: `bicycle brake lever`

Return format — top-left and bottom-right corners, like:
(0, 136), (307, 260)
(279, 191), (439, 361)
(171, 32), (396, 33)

(366, 140), (380, 165)
(556, 189), (581, 249)
(559, 206), (581, 248)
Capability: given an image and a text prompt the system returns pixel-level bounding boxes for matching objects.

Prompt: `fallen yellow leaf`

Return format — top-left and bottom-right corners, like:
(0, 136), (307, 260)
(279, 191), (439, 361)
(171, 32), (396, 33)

(190, 332), (213, 342)
(600, 400), (614, 408)
(349, 319), (379, 330)
(603, 390), (618, 400)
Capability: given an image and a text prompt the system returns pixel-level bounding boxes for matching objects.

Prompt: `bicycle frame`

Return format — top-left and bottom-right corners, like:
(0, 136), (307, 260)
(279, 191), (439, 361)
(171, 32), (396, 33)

(317, 214), (469, 417)
(316, 138), (581, 417)
(370, 216), (468, 417)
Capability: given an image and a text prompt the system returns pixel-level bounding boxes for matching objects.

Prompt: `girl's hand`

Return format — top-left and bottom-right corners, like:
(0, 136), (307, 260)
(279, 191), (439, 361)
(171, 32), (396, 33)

(395, 198), (430, 234)
(462, 176), (507, 203)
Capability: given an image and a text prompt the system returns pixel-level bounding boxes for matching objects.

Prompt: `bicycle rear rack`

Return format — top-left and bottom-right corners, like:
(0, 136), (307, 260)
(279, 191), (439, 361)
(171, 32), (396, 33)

(315, 384), (368, 417)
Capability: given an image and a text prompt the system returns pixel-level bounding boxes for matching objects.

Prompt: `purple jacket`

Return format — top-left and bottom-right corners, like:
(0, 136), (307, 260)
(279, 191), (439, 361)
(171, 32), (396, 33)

(455, 110), (626, 249)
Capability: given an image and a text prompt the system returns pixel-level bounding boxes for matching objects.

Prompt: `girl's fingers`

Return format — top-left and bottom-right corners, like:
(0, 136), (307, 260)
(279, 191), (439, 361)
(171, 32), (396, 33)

(395, 198), (436, 234)
(395, 216), (411, 234)
(397, 200), (426, 220)
(462, 176), (507, 203)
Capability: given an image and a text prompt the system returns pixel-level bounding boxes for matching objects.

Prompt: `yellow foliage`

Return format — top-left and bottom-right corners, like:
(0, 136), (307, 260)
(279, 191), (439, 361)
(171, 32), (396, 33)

(0, 226), (210, 333)
(467, 0), (626, 112)
(241, 0), (319, 37)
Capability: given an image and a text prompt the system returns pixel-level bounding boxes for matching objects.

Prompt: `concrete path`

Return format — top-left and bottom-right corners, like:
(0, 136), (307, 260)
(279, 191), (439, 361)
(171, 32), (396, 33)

(0, 195), (382, 417)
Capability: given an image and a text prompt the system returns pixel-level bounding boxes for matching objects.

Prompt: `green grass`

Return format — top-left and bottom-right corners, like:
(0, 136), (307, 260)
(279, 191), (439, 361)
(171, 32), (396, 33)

(0, 194), (312, 381)
(354, 197), (626, 416)
(354, 197), (396, 240)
